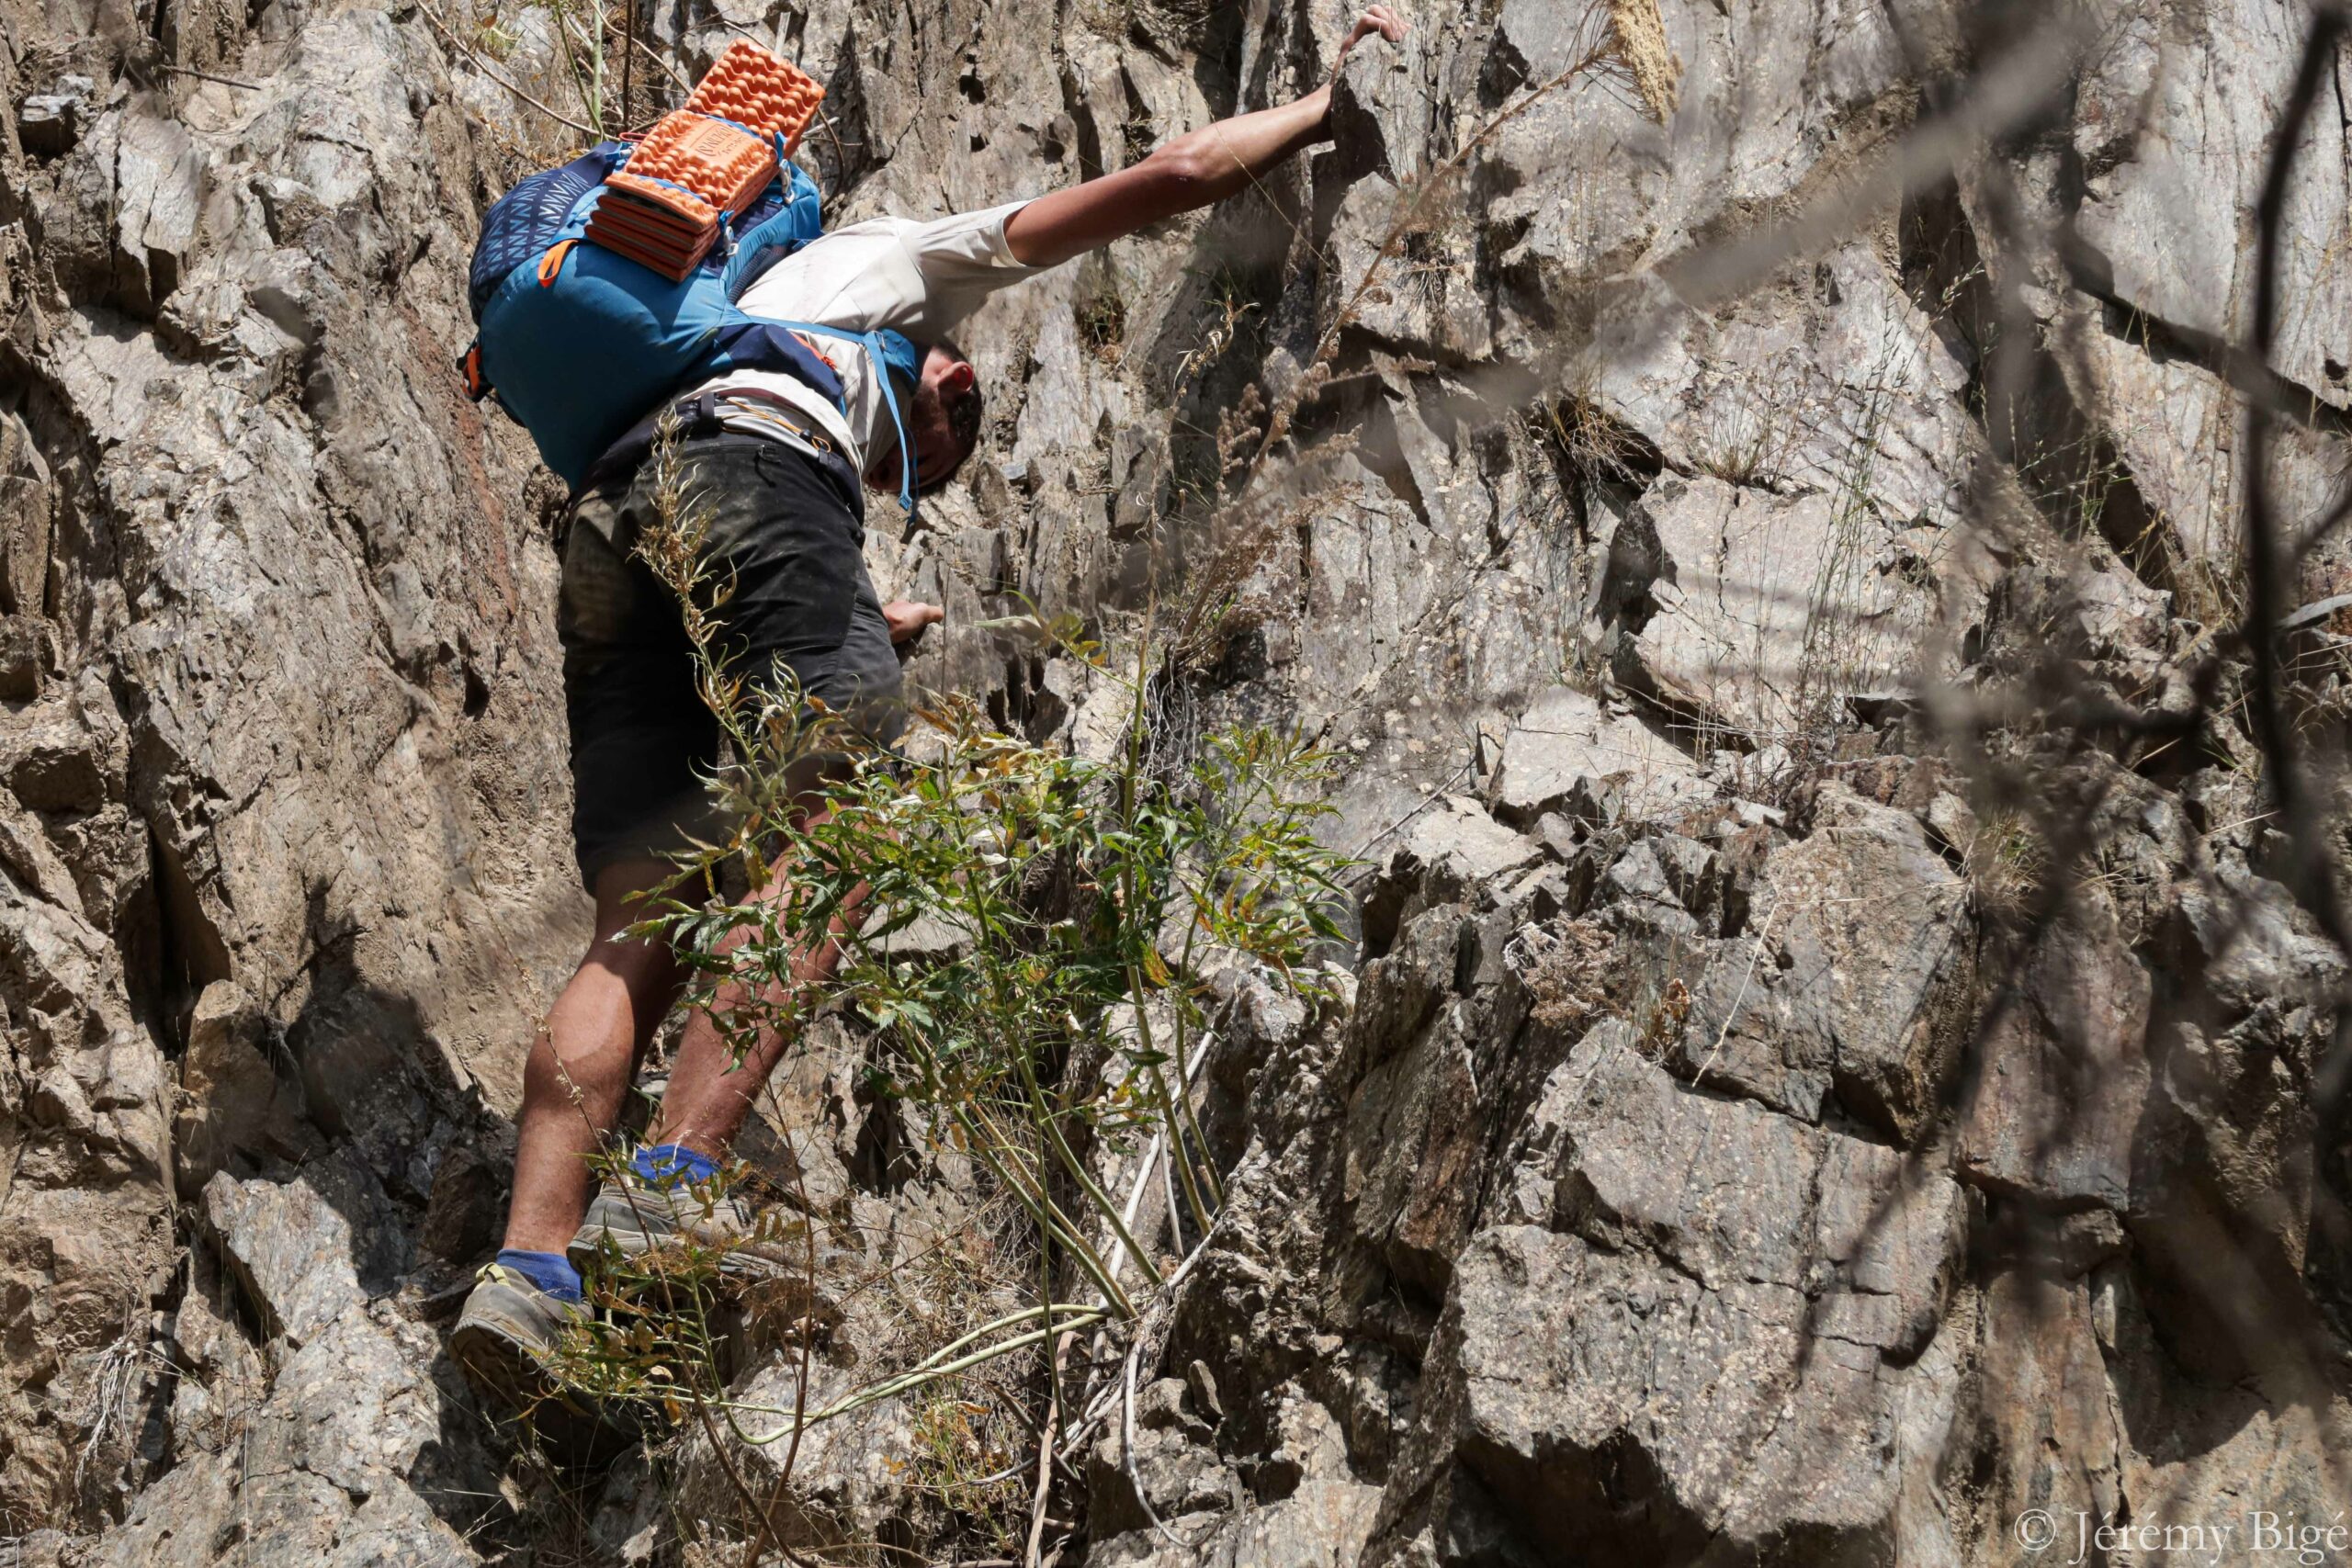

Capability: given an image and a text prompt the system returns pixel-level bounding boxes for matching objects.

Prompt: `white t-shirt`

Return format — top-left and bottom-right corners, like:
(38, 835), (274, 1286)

(690, 200), (1043, 479)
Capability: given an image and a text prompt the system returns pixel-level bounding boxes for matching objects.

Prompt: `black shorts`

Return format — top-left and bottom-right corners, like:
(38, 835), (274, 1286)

(558, 432), (907, 890)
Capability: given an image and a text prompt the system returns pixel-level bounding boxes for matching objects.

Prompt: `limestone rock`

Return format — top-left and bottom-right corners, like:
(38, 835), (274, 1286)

(1623, 473), (1934, 742)
(1486, 685), (1711, 828)
(1498, 1021), (1963, 1352)
(1, 0), (2346, 1557)
(1585, 244), (1978, 535)
(1955, 903), (2153, 1208)
(1096, 1477), (1382, 1567)
(1398, 795), (1544, 891)
(2059, 301), (2350, 565)
(173, 981), (319, 1190)
(2071, 0), (2352, 411)
(1342, 957), (1491, 1293)
(0, 615), (49, 699)
(15, 74), (94, 158)
(1374, 1220), (1961, 1564)
(199, 1161), (401, 1348)
(1671, 784), (1971, 1136)
(93, 1307), (490, 1567)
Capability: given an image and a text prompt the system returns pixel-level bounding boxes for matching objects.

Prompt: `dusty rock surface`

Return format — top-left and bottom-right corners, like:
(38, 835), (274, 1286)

(2, 0), (2348, 1562)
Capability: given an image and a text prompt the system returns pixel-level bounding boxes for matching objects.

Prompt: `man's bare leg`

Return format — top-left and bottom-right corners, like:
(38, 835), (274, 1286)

(503, 858), (686, 1254)
(647, 810), (866, 1158)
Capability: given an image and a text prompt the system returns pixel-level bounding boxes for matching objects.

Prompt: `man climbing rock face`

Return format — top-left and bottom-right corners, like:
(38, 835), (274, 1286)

(453, 6), (1408, 1406)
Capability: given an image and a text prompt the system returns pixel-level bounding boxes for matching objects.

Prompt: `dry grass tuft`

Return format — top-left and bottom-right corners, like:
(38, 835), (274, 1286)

(1962, 808), (2048, 922)
(1607, 0), (1681, 122)
(1516, 918), (1619, 1032)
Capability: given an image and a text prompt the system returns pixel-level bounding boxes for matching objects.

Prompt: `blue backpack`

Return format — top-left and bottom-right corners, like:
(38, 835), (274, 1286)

(459, 141), (921, 519)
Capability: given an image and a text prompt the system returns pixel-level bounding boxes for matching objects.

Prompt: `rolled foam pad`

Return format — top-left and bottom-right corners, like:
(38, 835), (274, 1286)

(684, 39), (824, 154)
(582, 212), (718, 279)
(620, 112), (775, 217)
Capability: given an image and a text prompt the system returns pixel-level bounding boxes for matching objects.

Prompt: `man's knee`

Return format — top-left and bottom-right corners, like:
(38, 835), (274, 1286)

(577, 924), (684, 999)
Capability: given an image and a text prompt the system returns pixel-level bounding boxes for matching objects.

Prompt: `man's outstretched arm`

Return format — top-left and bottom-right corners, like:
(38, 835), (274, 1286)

(1002, 6), (1407, 269)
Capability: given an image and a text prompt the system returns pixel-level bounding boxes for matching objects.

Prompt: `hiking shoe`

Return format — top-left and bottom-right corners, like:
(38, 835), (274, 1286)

(567, 1177), (793, 1285)
(450, 1262), (592, 1417)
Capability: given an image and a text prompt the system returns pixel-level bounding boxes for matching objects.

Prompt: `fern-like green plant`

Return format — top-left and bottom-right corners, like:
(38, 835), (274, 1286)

(571, 423), (1351, 1452)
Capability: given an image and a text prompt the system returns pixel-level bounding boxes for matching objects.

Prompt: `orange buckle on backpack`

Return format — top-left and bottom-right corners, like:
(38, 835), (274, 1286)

(457, 341), (490, 401)
(787, 331), (841, 372)
(537, 238), (578, 287)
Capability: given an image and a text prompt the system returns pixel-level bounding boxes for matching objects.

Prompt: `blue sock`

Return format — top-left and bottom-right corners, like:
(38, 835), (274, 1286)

(495, 1247), (583, 1303)
(631, 1143), (720, 1187)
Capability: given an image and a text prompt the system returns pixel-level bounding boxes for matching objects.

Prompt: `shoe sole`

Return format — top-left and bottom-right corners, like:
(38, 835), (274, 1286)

(452, 1318), (641, 1458)
(452, 1316), (584, 1417)
(568, 1215), (791, 1286)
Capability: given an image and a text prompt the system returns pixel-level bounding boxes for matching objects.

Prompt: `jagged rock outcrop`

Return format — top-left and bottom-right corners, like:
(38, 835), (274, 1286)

(3, 0), (2348, 1562)
(1, 0), (577, 1540)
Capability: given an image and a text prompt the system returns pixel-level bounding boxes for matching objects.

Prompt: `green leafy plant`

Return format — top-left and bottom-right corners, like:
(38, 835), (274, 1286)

(551, 419), (1352, 1544)
(638, 657), (1350, 1322)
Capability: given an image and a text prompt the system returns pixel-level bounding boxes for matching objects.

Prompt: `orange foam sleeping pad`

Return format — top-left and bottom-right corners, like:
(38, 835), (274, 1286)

(620, 114), (776, 216)
(582, 42), (826, 280)
(584, 165), (722, 279)
(684, 39), (825, 152)
(584, 189), (721, 276)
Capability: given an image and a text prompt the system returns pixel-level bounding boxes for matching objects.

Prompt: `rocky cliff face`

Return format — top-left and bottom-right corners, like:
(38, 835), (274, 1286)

(3, 0), (2348, 1562)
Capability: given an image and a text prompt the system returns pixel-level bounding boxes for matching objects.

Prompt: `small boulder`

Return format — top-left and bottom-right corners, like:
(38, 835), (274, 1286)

(1672, 784), (1971, 1136)
(0, 615), (49, 701)
(1399, 795), (1543, 893)
(201, 1159), (401, 1347)
(1487, 686), (1709, 828)
(6, 705), (111, 812)
(16, 74), (95, 158)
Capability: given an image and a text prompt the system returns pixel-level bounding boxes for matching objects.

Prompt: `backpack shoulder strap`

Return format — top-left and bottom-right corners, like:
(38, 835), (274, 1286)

(765, 322), (922, 529)
(721, 160), (827, 297)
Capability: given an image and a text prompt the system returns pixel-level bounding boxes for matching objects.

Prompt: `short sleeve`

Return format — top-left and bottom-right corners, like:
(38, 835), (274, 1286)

(896, 200), (1046, 332)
